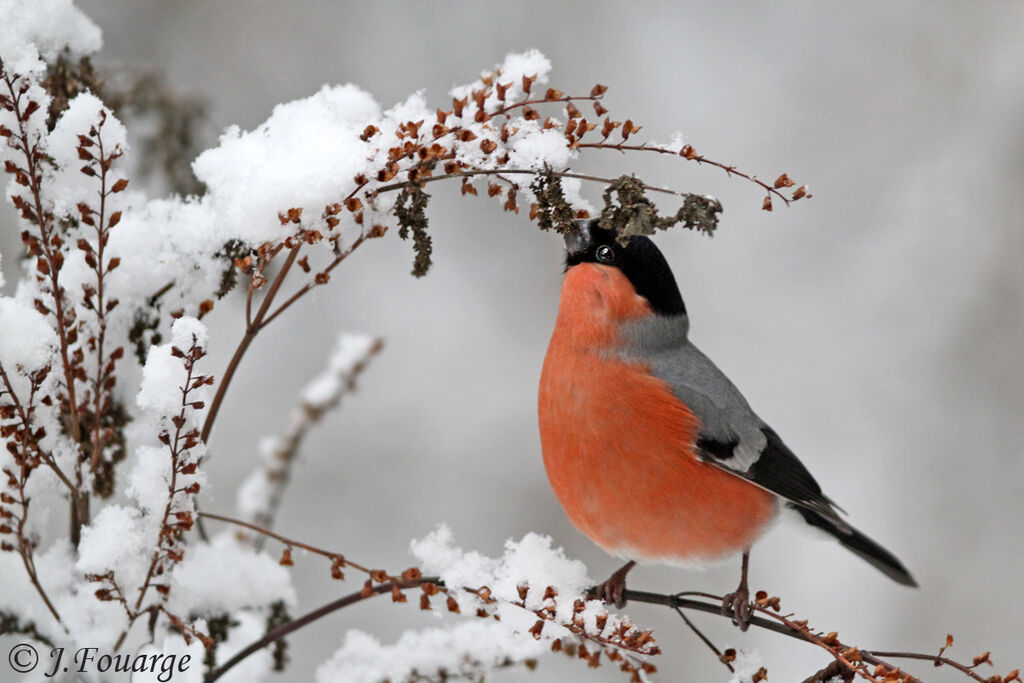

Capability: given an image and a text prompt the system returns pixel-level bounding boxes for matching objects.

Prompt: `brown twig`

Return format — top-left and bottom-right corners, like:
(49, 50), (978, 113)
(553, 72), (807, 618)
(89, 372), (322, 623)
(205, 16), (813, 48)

(190, 518), (1012, 683)
(259, 232), (371, 328)
(2, 67), (87, 543)
(374, 167), (686, 199)
(199, 511), (378, 576)
(112, 334), (209, 650)
(200, 246), (300, 445)
(203, 577), (436, 683)
(672, 605), (734, 674)
(868, 650), (995, 682)
(577, 141), (802, 207)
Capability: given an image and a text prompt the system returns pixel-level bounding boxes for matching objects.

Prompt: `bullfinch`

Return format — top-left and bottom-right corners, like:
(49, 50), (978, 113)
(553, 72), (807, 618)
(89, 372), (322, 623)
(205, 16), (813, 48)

(537, 219), (915, 627)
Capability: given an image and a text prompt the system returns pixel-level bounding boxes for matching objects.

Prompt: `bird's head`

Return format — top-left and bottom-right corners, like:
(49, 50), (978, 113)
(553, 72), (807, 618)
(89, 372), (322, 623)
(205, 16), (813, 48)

(562, 219), (687, 318)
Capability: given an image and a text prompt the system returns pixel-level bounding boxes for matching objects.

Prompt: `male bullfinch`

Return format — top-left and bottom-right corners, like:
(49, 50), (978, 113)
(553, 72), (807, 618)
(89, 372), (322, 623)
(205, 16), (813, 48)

(538, 219), (915, 628)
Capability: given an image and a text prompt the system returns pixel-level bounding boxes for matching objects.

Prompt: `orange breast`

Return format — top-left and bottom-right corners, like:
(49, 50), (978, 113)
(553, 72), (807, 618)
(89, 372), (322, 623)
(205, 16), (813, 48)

(538, 264), (776, 565)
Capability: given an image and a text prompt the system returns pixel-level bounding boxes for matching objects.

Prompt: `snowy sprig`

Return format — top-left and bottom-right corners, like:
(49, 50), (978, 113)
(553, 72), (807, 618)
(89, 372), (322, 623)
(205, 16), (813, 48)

(316, 621), (545, 683)
(236, 332), (383, 541)
(77, 317), (215, 649)
(411, 526), (660, 681)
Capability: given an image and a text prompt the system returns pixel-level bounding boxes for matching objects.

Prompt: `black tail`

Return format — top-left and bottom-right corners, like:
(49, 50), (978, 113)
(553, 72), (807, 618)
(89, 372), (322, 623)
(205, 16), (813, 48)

(789, 504), (918, 587)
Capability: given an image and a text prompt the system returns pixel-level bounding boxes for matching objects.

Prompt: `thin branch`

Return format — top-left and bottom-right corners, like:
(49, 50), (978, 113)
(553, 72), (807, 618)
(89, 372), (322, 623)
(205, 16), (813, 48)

(260, 233), (369, 328)
(868, 650), (993, 682)
(198, 512), (378, 576)
(191, 517), (1010, 682)
(672, 605), (733, 674)
(2, 70), (87, 543)
(0, 363), (76, 494)
(204, 577), (436, 683)
(577, 141), (800, 206)
(200, 246), (300, 445)
(374, 167), (687, 199)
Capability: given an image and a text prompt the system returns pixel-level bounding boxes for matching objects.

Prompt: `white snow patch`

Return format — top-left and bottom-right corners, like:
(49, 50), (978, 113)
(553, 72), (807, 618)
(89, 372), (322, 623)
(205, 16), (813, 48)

(0, 296), (58, 371)
(317, 621), (546, 683)
(0, 0), (101, 76)
(166, 533), (296, 616)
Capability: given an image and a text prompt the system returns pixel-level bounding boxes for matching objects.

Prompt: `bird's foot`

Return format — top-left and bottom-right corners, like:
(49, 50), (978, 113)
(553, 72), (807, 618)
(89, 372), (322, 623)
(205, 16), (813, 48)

(590, 561), (635, 609)
(721, 586), (752, 632)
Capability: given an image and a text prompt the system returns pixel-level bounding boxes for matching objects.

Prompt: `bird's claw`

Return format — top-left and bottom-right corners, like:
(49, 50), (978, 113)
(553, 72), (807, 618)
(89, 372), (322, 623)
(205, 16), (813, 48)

(721, 587), (752, 631)
(591, 562), (634, 609)
(593, 575), (627, 608)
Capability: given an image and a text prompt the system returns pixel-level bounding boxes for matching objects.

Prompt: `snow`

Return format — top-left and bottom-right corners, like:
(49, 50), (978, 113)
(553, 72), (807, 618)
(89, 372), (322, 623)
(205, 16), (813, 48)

(317, 621), (546, 683)
(234, 438), (277, 521)
(46, 92), (128, 218)
(0, 0), (101, 76)
(0, 296), (58, 372)
(508, 126), (572, 172)
(212, 609), (276, 683)
(410, 526), (648, 655)
(192, 84), (384, 244)
(726, 649), (765, 683)
(166, 533), (297, 616)
(301, 333), (378, 408)
(237, 332), (379, 527)
(450, 48), (553, 109)
(133, 627), (206, 683)
(412, 524), (591, 606)
(0, 7), (621, 675)
(76, 504), (151, 588)
(170, 315), (209, 353)
(136, 316), (209, 416)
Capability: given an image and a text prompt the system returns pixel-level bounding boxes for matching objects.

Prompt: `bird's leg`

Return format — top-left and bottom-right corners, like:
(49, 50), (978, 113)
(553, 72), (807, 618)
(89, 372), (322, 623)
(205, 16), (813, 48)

(721, 550), (752, 631)
(592, 560), (636, 609)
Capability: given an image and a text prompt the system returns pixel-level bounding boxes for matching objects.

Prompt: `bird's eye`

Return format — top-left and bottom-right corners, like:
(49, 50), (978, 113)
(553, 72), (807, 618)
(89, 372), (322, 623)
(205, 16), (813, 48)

(595, 245), (615, 263)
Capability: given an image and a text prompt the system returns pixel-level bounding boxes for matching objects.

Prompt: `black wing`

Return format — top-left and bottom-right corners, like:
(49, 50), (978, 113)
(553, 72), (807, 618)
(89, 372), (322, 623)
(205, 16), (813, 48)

(696, 426), (849, 530)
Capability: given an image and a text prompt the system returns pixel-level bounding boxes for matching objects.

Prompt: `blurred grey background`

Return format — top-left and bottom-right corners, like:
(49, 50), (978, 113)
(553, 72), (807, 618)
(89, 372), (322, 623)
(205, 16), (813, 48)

(3, 1), (1023, 680)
